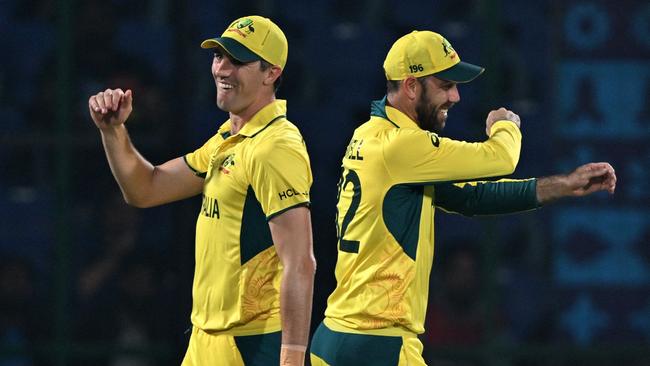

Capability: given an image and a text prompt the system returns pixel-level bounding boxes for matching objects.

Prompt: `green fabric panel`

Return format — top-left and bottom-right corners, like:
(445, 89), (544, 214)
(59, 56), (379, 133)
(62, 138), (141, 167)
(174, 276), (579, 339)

(382, 184), (424, 260)
(433, 179), (539, 216)
(310, 322), (402, 365)
(370, 96), (389, 119)
(240, 186), (273, 264)
(234, 331), (281, 365)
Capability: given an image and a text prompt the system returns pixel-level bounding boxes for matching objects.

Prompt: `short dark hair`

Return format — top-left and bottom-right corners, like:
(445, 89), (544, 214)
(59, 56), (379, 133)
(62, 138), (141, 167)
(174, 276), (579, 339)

(260, 60), (283, 92)
(386, 79), (401, 94)
(386, 75), (432, 94)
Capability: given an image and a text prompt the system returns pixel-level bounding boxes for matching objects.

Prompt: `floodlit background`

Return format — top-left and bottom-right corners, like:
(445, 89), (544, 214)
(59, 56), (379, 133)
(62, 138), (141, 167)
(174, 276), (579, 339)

(1, 0), (649, 365)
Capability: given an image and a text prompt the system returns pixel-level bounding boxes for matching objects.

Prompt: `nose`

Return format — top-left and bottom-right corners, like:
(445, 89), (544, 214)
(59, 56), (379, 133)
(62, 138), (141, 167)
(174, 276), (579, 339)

(212, 56), (233, 75)
(448, 85), (460, 103)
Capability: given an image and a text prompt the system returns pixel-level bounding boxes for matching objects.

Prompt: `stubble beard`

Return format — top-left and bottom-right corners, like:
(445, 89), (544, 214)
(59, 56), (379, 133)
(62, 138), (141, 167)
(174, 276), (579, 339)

(415, 88), (447, 134)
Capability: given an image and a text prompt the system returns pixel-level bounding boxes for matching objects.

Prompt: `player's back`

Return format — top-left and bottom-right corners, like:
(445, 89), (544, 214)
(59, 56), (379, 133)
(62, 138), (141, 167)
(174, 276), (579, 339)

(326, 112), (436, 336)
(325, 97), (522, 336)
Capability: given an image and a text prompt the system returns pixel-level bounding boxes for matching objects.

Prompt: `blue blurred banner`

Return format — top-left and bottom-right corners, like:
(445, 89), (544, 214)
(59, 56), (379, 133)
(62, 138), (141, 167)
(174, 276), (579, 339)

(552, 0), (650, 346)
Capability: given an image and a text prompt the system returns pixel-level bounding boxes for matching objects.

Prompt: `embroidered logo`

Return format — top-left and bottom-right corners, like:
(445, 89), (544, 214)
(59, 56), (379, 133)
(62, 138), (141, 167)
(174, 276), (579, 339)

(442, 39), (457, 60)
(227, 18), (255, 38)
(219, 154), (236, 174)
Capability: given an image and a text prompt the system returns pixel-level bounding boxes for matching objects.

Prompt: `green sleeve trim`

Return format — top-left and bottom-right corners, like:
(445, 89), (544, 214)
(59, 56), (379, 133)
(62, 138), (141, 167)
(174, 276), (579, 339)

(434, 179), (540, 216)
(266, 201), (311, 221)
(183, 155), (206, 178)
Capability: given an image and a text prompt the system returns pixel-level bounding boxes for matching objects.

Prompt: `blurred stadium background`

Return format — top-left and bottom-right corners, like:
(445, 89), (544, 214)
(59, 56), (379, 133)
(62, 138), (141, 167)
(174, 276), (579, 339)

(1, 0), (649, 365)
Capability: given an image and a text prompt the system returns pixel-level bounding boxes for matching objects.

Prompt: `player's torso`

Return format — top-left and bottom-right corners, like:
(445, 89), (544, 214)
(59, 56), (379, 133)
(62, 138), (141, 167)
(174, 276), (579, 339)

(326, 117), (436, 335)
(192, 130), (282, 334)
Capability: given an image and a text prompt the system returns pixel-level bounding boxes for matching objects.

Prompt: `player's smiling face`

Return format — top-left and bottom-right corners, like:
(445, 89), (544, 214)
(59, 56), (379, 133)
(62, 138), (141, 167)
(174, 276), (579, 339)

(415, 76), (460, 133)
(211, 47), (266, 115)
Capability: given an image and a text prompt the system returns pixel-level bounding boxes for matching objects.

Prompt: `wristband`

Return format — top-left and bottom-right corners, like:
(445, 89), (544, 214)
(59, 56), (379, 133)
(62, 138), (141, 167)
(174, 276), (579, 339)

(281, 344), (307, 352)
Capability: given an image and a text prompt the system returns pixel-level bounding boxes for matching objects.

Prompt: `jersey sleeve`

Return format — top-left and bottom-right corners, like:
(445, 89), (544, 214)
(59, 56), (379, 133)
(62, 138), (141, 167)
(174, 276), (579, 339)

(184, 134), (220, 178)
(434, 178), (540, 216)
(248, 134), (313, 220)
(382, 120), (522, 184)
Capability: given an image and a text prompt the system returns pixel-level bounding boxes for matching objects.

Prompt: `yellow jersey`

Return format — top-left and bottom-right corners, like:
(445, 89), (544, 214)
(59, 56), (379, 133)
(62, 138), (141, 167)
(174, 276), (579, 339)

(324, 97), (523, 336)
(184, 100), (312, 335)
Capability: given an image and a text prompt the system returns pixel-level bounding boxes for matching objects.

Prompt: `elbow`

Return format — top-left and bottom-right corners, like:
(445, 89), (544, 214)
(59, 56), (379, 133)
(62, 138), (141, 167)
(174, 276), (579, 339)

(504, 156), (518, 174)
(285, 256), (317, 277)
(497, 150), (519, 175)
(122, 193), (154, 208)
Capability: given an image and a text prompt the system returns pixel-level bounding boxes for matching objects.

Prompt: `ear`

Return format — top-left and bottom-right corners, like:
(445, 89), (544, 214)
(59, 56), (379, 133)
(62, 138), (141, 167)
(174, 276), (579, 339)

(263, 66), (282, 87)
(402, 76), (419, 101)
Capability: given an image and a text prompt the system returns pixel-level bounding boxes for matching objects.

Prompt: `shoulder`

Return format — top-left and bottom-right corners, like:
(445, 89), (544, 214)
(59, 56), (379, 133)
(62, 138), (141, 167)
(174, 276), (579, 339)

(383, 128), (440, 151)
(248, 118), (308, 161)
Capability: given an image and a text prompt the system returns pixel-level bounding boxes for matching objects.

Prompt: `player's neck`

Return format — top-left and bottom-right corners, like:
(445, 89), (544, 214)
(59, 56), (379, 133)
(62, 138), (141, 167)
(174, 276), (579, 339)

(387, 93), (418, 123)
(229, 95), (276, 134)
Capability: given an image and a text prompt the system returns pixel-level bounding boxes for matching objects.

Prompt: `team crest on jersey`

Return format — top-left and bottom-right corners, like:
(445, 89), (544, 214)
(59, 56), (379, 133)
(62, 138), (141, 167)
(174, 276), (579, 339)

(219, 154), (236, 174)
(441, 39), (457, 60)
(227, 18), (255, 37)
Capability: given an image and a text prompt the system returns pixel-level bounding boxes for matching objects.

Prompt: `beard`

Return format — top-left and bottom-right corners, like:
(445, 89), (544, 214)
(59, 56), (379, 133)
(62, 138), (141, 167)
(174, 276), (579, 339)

(415, 85), (453, 134)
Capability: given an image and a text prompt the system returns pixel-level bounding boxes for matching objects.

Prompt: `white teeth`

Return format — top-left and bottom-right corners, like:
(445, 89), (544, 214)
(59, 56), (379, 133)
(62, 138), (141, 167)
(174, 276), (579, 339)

(219, 82), (234, 90)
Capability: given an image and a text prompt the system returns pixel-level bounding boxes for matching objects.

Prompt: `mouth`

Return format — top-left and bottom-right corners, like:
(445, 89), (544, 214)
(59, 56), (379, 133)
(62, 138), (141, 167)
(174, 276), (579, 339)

(218, 81), (235, 91)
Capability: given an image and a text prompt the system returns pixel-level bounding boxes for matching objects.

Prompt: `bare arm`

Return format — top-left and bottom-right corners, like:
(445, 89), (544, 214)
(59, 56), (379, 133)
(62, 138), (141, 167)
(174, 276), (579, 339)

(89, 88), (204, 207)
(536, 162), (616, 204)
(268, 206), (315, 366)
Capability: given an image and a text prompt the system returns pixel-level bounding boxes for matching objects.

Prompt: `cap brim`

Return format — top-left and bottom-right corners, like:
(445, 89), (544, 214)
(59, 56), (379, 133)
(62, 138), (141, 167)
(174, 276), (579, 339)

(434, 61), (485, 83)
(200, 37), (261, 63)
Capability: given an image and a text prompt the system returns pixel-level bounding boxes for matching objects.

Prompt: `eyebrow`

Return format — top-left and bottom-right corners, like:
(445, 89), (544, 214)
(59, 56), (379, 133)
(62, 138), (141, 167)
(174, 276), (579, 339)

(213, 49), (245, 65)
(435, 78), (456, 88)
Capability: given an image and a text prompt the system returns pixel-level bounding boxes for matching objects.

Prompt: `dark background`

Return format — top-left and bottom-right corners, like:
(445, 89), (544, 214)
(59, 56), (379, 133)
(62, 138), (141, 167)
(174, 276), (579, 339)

(1, 0), (649, 365)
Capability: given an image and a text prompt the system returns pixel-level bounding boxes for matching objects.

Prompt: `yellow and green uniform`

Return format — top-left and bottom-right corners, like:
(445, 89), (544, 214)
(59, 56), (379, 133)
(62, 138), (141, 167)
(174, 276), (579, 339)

(181, 100), (311, 365)
(311, 97), (539, 366)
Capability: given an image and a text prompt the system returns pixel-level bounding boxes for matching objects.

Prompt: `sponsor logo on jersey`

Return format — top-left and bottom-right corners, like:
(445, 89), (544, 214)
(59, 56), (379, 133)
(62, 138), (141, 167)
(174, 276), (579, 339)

(427, 131), (440, 147)
(278, 188), (309, 200)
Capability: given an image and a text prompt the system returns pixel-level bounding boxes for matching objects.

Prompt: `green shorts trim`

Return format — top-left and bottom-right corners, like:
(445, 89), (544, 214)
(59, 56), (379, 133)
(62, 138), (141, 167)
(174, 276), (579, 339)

(310, 322), (402, 365)
(234, 331), (281, 365)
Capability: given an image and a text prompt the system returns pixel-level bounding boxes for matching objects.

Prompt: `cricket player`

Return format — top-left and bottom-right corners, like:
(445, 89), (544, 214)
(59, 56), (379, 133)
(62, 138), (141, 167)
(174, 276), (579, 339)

(88, 16), (315, 366)
(310, 30), (616, 365)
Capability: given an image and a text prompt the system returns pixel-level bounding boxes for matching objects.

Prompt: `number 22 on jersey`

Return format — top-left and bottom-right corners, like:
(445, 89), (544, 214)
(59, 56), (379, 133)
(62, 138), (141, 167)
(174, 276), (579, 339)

(335, 168), (361, 253)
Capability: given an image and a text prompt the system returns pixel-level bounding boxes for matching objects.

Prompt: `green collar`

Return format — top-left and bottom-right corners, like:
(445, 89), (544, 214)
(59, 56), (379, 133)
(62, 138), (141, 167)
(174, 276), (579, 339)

(369, 96), (420, 129)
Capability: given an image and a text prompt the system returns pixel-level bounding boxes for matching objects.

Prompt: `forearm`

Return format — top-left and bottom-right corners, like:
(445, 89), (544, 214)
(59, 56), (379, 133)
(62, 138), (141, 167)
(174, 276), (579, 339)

(435, 179), (539, 216)
(100, 125), (157, 206)
(535, 174), (570, 204)
(279, 262), (315, 365)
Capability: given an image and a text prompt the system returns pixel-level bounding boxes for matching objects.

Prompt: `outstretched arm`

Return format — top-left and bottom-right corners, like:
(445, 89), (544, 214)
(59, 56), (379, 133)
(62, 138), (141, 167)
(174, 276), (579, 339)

(434, 162), (616, 216)
(269, 206), (316, 366)
(89, 88), (204, 207)
(536, 162), (616, 204)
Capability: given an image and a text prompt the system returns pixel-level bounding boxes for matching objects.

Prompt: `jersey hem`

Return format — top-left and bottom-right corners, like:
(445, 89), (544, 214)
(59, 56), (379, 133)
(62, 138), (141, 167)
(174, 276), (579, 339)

(323, 317), (419, 337)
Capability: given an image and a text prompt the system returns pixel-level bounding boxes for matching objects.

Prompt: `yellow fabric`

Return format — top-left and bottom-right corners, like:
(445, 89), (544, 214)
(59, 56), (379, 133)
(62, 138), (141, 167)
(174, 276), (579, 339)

(398, 336), (426, 366)
(181, 327), (244, 366)
(324, 102), (520, 336)
(201, 15), (288, 68)
(310, 353), (329, 366)
(184, 99), (312, 335)
(383, 30), (481, 81)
